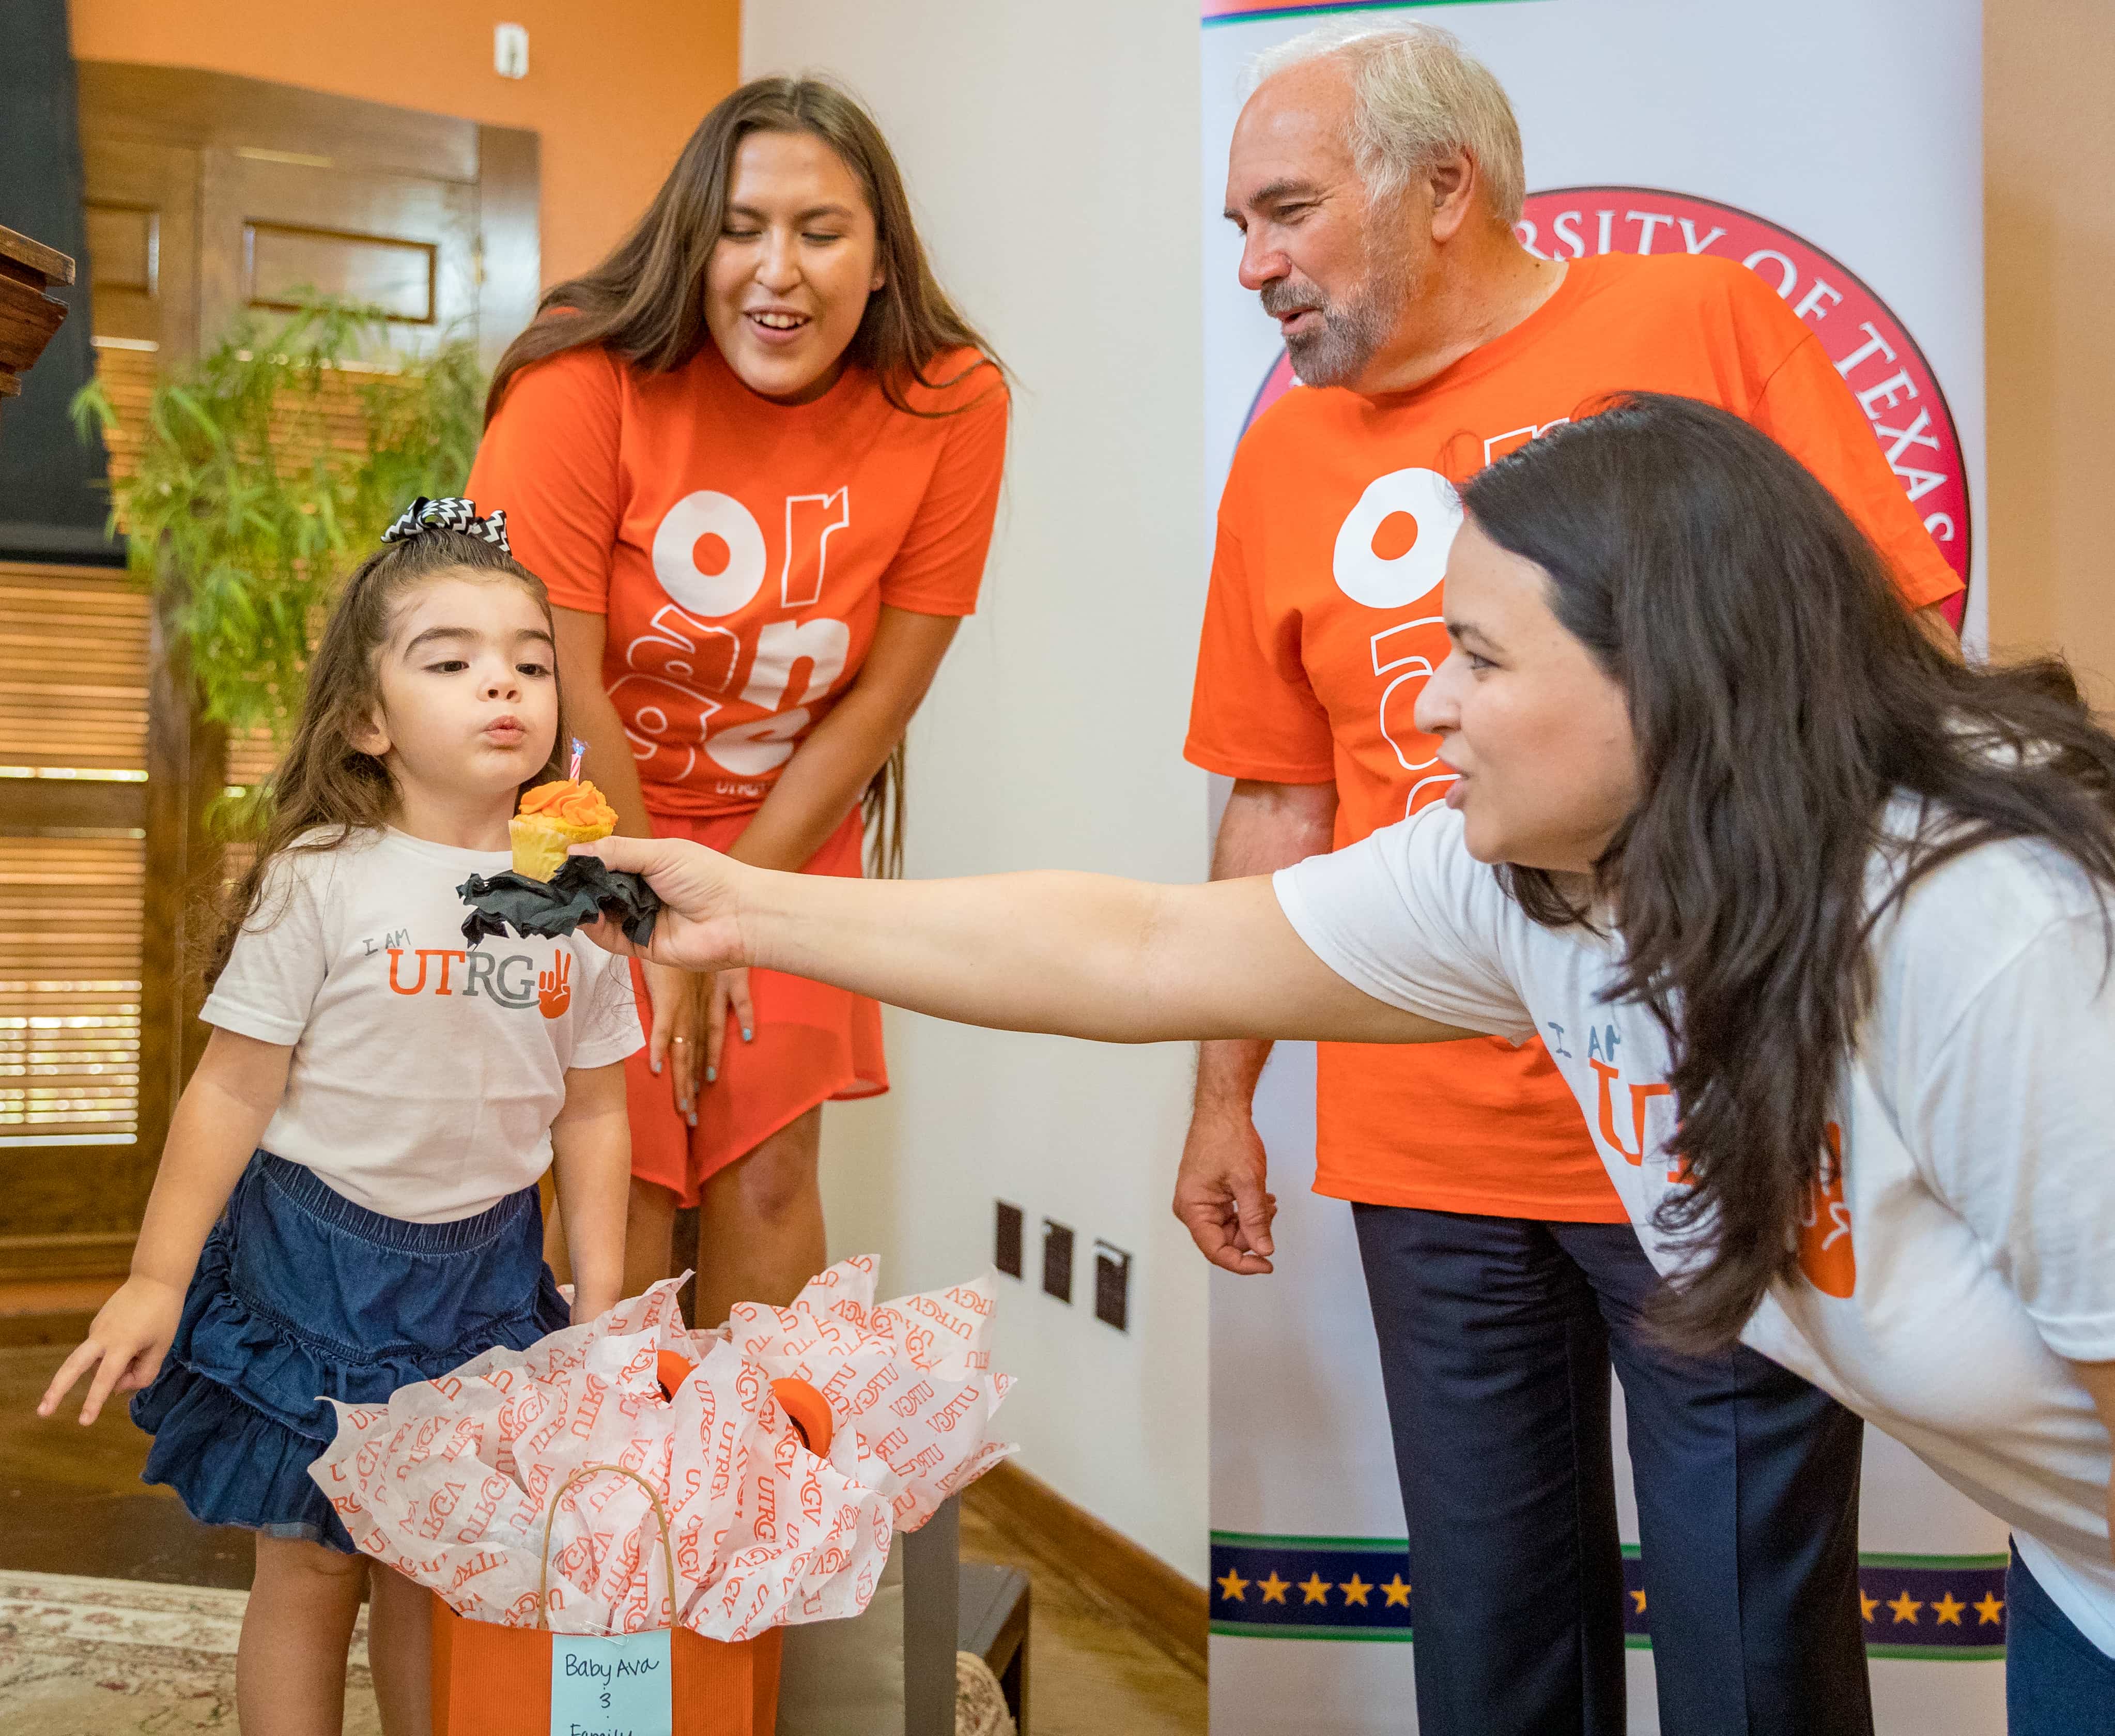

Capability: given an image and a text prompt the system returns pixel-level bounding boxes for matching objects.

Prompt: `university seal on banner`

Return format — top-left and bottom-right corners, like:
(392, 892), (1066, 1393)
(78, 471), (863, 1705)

(1241, 185), (1972, 625)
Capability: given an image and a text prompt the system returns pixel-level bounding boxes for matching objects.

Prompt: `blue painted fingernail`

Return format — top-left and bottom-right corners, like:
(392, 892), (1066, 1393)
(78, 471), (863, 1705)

(705, 1067), (717, 1083)
(741, 1027), (753, 1043)
(687, 1112), (698, 1128)
(651, 1060), (661, 1075)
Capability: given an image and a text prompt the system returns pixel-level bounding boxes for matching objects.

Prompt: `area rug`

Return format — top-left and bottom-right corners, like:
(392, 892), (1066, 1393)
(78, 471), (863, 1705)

(956, 1651), (1018, 1736)
(1, 1569), (1014, 1735)
(0, 1568), (377, 1734)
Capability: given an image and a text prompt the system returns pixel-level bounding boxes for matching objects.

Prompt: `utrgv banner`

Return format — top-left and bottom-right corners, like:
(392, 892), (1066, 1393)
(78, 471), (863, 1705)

(1200, 4), (1992, 1732)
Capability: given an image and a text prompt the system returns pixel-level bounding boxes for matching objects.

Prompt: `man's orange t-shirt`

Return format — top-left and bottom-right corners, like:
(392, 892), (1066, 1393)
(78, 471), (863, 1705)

(1187, 252), (1963, 1220)
(468, 341), (1008, 818)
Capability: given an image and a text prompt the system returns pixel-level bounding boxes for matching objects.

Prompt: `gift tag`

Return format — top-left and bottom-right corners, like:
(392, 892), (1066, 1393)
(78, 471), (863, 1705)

(550, 1631), (672, 1736)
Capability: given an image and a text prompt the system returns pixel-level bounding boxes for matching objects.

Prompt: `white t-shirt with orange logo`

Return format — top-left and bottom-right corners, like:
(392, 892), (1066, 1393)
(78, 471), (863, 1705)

(1276, 803), (2115, 1656)
(201, 829), (642, 1222)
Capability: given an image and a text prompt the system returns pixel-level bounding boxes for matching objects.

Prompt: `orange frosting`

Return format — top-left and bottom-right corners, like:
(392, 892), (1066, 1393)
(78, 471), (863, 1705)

(517, 778), (617, 832)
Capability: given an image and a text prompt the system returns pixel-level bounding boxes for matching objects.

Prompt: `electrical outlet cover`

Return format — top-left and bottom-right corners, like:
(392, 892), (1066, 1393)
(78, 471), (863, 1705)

(1093, 1240), (1131, 1331)
(1042, 1220), (1073, 1302)
(494, 22), (529, 79)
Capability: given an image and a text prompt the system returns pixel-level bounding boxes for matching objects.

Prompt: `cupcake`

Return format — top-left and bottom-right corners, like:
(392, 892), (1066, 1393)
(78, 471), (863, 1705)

(510, 778), (617, 881)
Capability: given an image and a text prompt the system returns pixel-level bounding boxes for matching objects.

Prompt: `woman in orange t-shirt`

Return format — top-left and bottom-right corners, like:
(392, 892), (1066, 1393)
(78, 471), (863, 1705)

(469, 77), (1007, 1323)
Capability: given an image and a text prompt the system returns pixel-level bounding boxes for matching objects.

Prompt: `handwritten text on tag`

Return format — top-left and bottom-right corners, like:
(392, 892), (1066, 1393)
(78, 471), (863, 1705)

(549, 1630), (672, 1736)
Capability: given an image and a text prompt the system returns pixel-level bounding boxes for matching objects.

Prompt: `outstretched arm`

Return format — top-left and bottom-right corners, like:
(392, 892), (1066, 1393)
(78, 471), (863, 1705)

(578, 835), (1472, 1049)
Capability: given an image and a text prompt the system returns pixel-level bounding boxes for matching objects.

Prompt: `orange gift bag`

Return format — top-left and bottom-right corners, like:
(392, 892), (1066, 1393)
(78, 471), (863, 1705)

(430, 1464), (783, 1736)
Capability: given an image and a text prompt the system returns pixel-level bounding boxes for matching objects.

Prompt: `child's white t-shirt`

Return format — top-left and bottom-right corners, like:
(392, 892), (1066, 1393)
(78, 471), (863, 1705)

(202, 827), (642, 1222)
(1275, 802), (2115, 1657)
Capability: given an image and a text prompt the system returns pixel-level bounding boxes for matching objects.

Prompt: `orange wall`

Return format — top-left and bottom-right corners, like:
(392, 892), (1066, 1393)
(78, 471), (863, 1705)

(68, 0), (740, 290)
(1986, 1), (2115, 702)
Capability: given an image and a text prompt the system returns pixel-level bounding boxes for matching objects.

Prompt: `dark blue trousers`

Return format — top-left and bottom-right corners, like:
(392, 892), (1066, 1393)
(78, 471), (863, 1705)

(2006, 1543), (2115, 1733)
(1353, 1205), (1872, 1736)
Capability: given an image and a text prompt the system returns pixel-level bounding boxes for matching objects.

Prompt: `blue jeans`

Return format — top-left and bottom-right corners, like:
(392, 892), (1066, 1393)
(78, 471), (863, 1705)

(2008, 1541), (2115, 1732)
(1354, 1205), (1872, 1736)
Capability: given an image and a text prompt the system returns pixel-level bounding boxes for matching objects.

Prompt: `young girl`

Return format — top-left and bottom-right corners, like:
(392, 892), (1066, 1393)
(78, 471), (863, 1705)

(38, 498), (641, 1735)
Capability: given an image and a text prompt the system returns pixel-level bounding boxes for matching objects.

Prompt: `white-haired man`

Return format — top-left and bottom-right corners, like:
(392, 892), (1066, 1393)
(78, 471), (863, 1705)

(1181, 24), (1961, 1736)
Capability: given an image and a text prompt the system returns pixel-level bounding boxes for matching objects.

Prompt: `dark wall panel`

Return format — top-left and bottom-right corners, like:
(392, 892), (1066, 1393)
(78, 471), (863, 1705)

(0, 0), (119, 564)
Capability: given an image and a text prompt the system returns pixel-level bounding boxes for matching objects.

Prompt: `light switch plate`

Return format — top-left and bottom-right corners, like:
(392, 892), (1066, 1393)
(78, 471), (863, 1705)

(495, 23), (529, 79)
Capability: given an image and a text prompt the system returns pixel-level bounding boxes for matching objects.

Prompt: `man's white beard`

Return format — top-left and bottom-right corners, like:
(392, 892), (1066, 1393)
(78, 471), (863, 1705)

(1280, 264), (1409, 389)
(1269, 227), (1421, 387)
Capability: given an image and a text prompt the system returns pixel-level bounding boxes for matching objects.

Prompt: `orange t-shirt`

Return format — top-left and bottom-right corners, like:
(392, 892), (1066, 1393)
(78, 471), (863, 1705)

(468, 341), (1007, 818)
(1187, 252), (1963, 1220)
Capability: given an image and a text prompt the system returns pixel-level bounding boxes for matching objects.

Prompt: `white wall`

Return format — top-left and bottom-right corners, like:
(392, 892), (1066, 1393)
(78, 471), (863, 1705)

(741, 4), (1210, 1579)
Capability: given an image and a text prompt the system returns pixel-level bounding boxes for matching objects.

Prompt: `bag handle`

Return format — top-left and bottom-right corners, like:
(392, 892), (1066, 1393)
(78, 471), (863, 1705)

(537, 1462), (681, 1636)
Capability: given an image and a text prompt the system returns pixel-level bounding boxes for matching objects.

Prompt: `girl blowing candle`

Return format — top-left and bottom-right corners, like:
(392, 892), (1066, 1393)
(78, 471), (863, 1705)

(39, 499), (642, 1735)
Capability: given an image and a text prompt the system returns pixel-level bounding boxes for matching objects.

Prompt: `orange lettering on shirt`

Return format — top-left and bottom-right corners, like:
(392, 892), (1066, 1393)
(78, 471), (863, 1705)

(1796, 1121), (1857, 1298)
(538, 953), (572, 1020)
(386, 948), (428, 995)
(427, 949), (469, 995)
(1589, 1059), (1672, 1166)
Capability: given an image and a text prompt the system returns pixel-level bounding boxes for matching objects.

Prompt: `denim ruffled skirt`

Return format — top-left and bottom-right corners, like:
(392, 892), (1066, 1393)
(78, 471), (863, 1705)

(132, 1150), (568, 1553)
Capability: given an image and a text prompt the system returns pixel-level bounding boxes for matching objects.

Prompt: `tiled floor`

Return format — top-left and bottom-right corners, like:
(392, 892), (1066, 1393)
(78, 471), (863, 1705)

(1, 1344), (1205, 1733)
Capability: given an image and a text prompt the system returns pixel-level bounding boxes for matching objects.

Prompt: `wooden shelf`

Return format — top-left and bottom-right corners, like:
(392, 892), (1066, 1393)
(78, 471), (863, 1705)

(0, 222), (76, 410)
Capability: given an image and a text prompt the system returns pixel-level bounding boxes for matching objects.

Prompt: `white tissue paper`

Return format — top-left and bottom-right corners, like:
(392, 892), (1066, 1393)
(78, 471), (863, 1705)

(308, 1260), (1012, 1640)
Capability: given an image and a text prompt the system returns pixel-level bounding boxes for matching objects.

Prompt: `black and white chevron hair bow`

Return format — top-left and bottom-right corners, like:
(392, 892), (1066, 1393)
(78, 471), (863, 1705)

(380, 496), (511, 554)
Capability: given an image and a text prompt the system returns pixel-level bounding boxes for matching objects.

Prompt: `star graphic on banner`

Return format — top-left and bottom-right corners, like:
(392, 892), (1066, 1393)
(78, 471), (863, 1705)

(1932, 1592), (1966, 1626)
(1299, 1573), (1332, 1606)
(1859, 1591), (1878, 1622)
(1381, 1575), (1413, 1608)
(1887, 1591), (1923, 1624)
(1974, 1593), (2005, 1626)
(1340, 1574), (1372, 1606)
(1259, 1572), (1290, 1605)
(1216, 1570), (1248, 1603)
(1629, 1590), (1647, 1615)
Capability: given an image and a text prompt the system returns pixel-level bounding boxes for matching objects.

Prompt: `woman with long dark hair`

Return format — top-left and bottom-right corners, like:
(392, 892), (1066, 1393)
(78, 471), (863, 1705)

(469, 76), (1007, 1324)
(574, 395), (2115, 1727)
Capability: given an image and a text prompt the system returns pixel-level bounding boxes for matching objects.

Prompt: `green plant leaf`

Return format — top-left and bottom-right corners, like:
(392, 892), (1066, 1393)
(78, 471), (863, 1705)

(83, 295), (489, 754)
(69, 378), (117, 440)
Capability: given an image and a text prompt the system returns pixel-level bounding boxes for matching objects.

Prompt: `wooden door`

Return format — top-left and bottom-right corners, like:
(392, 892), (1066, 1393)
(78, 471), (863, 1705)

(0, 117), (204, 1274)
(0, 66), (536, 1278)
(75, 63), (537, 371)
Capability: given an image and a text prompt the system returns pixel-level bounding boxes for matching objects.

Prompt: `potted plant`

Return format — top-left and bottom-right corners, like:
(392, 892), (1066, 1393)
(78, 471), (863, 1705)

(73, 299), (485, 776)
